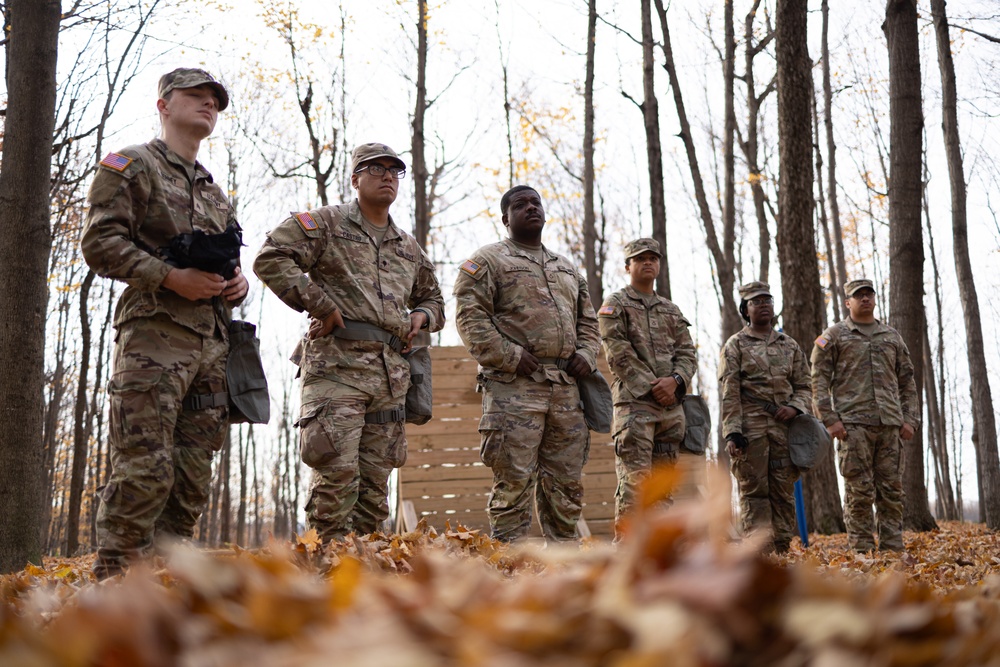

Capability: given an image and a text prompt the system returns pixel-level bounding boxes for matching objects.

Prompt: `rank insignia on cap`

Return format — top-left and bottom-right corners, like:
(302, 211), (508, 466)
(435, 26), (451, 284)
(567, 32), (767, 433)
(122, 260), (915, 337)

(598, 305), (615, 316)
(295, 212), (318, 231)
(815, 335), (829, 349)
(99, 152), (132, 172)
(460, 259), (481, 276)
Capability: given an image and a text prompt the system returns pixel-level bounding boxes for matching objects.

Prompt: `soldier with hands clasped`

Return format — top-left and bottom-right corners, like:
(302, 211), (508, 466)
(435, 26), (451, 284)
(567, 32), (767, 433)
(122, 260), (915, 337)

(81, 68), (248, 578)
(811, 279), (918, 553)
(718, 282), (811, 553)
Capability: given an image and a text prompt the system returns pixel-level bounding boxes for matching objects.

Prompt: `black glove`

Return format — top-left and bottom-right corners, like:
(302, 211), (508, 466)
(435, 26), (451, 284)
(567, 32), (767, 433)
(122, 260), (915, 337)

(725, 432), (749, 452)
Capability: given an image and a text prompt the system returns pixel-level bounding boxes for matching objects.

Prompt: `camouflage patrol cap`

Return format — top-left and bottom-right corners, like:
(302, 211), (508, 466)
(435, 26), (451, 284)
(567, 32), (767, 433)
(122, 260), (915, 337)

(845, 278), (875, 296)
(351, 143), (406, 173)
(624, 238), (662, 260)
(738, 281), (772, 301)
(158, 68), (229, 111)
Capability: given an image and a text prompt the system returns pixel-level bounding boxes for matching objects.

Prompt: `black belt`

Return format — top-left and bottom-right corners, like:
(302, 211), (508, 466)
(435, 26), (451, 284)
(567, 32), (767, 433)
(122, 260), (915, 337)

(364, 407), (406, 424)
(535, 356), (570, 370)
(183, 391), (228, 411)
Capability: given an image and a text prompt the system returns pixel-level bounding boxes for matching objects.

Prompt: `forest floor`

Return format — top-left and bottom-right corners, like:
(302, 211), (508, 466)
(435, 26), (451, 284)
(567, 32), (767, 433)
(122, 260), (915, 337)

(2, 491), (999, 666)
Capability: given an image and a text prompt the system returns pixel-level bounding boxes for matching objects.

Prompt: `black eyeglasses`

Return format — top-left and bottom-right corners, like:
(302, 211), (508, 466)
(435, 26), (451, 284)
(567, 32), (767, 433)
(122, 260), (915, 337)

(355, 164), (406, 179)
(748, 296), (773, 306)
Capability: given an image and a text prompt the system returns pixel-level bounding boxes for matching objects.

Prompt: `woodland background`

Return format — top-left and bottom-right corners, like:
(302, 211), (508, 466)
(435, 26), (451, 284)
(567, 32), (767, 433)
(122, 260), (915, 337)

(1, 0), (1000, 574)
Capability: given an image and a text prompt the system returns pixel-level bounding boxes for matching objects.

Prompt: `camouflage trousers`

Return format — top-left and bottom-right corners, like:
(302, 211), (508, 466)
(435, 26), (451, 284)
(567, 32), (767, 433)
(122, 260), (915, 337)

(730, 413), (799, 552)
(297, 372), (406, 541)
(479, 375), (589, 542)
(837, 423), (904, 552)
(96, 314), (229, 575)
(612, 399), (703, 532)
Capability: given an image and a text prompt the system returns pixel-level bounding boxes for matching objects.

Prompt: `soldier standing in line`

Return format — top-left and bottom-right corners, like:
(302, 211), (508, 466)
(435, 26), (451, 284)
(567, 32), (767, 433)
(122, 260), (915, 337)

(453, 185), (601, 542)
(811, 278), (918, 553)
(718, 281), (812, 553)
(597, 239), (699, 536)
(81, 69), (249, 578)
(254, 143), (444, 541)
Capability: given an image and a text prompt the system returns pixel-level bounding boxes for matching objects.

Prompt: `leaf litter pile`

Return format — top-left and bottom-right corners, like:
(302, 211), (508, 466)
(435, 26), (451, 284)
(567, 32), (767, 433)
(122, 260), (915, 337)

(3, 470), (1000, 666)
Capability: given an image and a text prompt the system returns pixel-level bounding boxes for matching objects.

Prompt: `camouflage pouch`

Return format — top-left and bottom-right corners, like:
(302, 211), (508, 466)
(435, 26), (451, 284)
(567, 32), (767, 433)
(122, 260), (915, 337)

(403, 345), (433, 425)
(227, 320), (270, 424)
(577, 370), (613, 433)
(680, 394), (711, 454)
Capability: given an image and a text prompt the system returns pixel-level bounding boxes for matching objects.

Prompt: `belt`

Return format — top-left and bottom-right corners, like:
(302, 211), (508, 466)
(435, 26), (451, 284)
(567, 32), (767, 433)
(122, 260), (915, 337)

(534, 356), (570, 370)
(364, 407), (406, 424)
(183, 391), (228, 411)
(741, 390), (780, 416)
(332, 318), (404, 353)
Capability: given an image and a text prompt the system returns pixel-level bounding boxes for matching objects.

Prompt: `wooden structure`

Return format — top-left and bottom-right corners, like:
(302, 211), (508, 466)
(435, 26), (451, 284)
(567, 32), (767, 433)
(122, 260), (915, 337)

(398, 346), (617, 538)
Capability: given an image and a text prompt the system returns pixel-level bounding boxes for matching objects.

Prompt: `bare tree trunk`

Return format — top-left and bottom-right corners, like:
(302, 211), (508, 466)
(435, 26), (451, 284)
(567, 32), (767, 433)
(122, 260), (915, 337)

(0, 0), (60, 572)
(412, 0), (430, 248)
(66, 271), (95, 555)
(776, 0), (844, 535)
(582, 0), (602, 308)
(640, 0), (670, 298)
(931, 0), (1000, 529)
(742, 0), (773, 283)
(883, 0), (936, 532)
(821, 0), (848, 318)
(813, 91), (834, 329)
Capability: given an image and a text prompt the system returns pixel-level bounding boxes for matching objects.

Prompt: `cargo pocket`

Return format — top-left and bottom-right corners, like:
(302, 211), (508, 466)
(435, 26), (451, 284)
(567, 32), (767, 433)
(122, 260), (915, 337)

(108, 369), (163, 451)
(478, 412), (507, 468)
(386, 422), (408, 468)
(612, 414), (635, 458)
(296, 400), (338, 469)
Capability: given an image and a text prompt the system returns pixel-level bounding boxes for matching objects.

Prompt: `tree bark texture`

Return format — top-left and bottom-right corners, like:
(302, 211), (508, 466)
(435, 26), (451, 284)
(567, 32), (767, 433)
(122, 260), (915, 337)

(0, 0), (60, 573)
(582, 0), (602, 308)
(930, 0), (1000, 529)
(640, 0), (670, 299)
(412, 0), (430, 249)
(775, 0), (844, 534)
(821, 0), (848, 318)
(883, 0), (937, 532)
(743, 0), (772, 283)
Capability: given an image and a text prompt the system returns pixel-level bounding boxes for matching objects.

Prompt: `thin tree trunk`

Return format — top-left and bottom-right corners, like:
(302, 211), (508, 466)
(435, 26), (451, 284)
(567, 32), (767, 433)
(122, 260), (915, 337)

(776, 0), (844, 535)
(66, 270), (96, 555)
(641, 0), (670, 298)
(931, 0), (1000, 529)
(821, 0), (848, 318)
(412, 0), (429, 248)
(884, 0), (936, 532)
(813, 91), (834, 329)
(0, 0), (60, 572)
(742, 0), (772, 283)
(582, 0), (602, 308)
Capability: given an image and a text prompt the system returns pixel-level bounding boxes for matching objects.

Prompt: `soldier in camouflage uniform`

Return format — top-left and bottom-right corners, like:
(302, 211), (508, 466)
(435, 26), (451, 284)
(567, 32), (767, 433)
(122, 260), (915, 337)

(254, 143), (444, 541)
(811, 278), (918, 553)
(453, 185), (601, 542)
(597, 239), (698, 534)
(81, 69), (248, 578)
(718, 281), (812, 553)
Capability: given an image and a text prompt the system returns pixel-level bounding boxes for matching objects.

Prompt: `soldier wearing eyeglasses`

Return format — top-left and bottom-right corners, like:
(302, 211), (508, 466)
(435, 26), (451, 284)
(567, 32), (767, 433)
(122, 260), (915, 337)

(254, 143), (444, 541)
(718, 281), (811, 554)
(811, 278), (917, 553)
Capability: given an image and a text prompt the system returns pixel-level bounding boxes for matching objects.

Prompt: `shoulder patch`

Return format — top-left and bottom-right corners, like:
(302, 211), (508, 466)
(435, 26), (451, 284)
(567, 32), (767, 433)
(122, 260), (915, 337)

(815, 335), (829, 349)
(598, 305), (616, 316)
(99, 152), (133, 172)
(460, 259), (481, 276)
(295, 212), (318, 231)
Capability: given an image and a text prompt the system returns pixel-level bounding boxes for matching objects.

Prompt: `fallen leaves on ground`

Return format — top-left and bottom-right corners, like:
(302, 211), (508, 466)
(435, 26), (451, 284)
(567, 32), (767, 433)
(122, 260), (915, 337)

(2, 477), (999, 666)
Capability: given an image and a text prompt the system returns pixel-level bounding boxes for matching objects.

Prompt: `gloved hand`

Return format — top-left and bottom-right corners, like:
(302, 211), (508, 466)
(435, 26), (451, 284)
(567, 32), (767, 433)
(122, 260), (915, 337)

(725, 432), (749, 457)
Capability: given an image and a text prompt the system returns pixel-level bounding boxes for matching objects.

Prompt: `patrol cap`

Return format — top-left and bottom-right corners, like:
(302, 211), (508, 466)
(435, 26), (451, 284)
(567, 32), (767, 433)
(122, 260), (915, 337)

(350, 143), (406, 173)
(845, 278), (875, 297)
(158, 68), (229, 111)
(738, 281), (772, 301)
(624, 238), (662, 260)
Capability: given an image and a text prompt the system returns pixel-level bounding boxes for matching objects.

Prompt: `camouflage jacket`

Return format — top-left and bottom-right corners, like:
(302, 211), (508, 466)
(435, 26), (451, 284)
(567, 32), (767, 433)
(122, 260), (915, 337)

(718, 326), (812, 437)
(81, 138), (241, 337)
(253, 200), (444, 398)
(810, 317), (919, 428)
(453, 238), (600, 384)
(598, 286), (698, 405)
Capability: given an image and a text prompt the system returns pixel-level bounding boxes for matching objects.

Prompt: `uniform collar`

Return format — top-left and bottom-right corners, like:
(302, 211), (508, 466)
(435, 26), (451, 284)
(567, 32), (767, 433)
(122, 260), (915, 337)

(623, 284), (665, 304)
(845, 316), (884, 333)
(150, 137), (213, 182)
(741, 325), (784, 342)
(348, 199), (402, 242)
(502, 237), (551, 264)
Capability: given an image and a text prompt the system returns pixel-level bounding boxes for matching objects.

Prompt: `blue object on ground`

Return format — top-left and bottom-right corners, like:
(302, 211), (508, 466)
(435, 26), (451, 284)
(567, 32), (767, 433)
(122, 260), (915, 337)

(794, 478), (809, 547)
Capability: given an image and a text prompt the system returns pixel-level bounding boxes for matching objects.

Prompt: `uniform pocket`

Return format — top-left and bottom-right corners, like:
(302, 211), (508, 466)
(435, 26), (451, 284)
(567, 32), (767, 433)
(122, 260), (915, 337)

(478, 412), (507, 468)
(107, 369), (163, 451)
(296, 400), (338, 469)
(386, 422), (408, 468)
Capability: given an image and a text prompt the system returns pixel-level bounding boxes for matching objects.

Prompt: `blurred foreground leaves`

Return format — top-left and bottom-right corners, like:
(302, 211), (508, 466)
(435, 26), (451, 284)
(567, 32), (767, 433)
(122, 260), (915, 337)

(2, 472), (999, 666)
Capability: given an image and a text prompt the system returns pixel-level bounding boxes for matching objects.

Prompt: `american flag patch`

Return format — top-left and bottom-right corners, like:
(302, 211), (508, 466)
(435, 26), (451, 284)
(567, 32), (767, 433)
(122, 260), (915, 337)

(598, 305), (615, 316)
(295, 212), (318, 231)
(460, 259), (481, 276)
(99, 152), (132, 172)
(815, 335), (829, 349)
